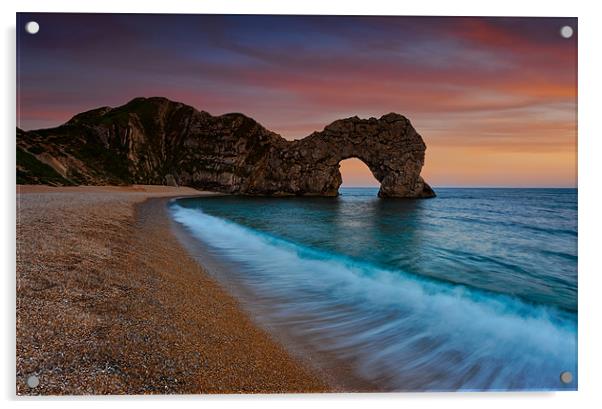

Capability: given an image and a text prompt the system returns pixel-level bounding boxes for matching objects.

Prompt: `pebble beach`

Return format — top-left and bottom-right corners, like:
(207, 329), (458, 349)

(16, 185), (328, 395)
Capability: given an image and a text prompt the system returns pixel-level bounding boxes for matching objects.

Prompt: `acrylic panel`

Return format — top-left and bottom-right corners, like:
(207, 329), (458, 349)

(16, 13), (577, 394)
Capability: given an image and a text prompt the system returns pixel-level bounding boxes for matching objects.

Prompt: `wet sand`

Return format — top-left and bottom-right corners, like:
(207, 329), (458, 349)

(16, 185), (329, 395)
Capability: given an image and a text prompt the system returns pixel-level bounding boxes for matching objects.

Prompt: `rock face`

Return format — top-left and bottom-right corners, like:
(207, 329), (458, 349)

(17, 97), (435, 198)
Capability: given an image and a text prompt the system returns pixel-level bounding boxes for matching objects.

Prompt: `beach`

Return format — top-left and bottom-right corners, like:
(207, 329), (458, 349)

(16, 185), (329, 395)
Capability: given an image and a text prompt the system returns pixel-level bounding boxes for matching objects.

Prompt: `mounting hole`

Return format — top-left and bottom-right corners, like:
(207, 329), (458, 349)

(25, 21), (40, 35)
(27, 375), (39, 388)
(560, 25), (573, 39)
(560, 371), (573, 384)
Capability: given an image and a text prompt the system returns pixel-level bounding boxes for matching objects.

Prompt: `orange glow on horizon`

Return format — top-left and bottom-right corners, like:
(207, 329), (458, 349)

(340, 158), (380, 187)
(339, 146), (576, 189)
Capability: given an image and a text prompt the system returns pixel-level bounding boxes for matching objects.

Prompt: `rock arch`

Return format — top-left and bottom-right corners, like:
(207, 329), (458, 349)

(255, 113), (436, 198)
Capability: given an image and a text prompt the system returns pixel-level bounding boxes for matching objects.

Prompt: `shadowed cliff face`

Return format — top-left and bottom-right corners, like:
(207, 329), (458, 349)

(17, 97), (435, 198)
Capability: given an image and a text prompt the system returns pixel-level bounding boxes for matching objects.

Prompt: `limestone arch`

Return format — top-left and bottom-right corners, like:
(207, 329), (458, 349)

(292, 114), (436, 198)
(256, 113), (435, 198)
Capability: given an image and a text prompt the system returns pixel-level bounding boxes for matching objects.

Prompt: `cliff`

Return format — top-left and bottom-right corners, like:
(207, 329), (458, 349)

(17, 97), (435, 198)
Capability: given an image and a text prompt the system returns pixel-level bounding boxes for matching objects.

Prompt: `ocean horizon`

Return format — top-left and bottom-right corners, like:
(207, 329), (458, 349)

(340, 186), (578, 189)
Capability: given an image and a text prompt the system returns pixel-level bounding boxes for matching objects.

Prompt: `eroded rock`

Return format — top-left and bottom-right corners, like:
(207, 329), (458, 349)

(17, 97), (435, 198)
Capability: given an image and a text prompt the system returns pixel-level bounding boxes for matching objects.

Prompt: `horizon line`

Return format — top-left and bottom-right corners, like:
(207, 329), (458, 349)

(340, 185), (578, 189)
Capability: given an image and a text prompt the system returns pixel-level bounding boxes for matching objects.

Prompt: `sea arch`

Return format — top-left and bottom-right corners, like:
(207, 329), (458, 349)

(267, 113), (436, 198)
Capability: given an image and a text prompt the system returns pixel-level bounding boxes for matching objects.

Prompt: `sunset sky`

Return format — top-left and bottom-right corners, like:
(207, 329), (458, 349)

(17, 13), (577, 187)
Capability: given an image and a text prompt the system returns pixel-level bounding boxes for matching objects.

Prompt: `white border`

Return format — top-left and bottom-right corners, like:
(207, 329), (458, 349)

(3, 1), (601, 408)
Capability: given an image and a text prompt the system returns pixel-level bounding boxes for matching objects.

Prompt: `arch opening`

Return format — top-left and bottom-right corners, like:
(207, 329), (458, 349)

(338, 157), (380, 191)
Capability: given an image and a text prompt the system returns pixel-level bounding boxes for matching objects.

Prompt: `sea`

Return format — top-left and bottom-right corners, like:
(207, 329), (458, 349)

(169, 187), (577, 391)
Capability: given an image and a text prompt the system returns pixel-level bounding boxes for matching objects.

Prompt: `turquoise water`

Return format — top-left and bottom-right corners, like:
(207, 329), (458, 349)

(170, 188), (577, 391)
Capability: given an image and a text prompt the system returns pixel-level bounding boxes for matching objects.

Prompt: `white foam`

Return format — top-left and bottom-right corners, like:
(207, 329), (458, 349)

(171, 204), (577, 390)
